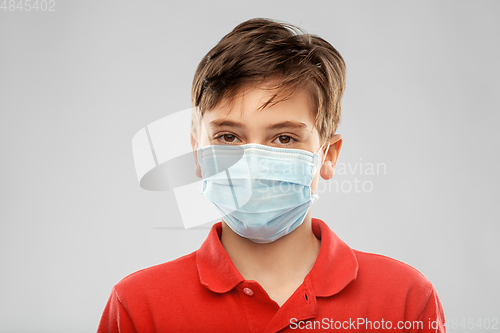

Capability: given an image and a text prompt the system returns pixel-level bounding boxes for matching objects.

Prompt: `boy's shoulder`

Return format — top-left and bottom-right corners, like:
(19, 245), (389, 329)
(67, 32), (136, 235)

(351, 249), (434, 293)
(113, 251), (199, 295)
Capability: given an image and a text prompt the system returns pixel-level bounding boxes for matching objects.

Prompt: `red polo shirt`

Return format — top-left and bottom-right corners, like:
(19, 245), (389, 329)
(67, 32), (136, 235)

(98, 218), (446, 332)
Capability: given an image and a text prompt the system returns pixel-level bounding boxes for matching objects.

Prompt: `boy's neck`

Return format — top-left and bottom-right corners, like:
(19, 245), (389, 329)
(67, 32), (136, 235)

(220, 211), (321, 306)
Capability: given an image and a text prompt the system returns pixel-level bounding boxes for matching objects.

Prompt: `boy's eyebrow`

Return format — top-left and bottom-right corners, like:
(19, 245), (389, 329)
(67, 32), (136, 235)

(267, 121), (308, 130)
(209, 119), (245, 128)
(209, 119), (308, 130)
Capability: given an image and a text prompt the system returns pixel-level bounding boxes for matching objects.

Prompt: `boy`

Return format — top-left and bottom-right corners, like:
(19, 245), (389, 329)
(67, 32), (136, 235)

(98, 18), (446, 332)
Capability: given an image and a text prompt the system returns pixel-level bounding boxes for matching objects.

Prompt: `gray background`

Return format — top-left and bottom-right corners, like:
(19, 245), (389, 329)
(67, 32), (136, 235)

(1, 0), (499, 332)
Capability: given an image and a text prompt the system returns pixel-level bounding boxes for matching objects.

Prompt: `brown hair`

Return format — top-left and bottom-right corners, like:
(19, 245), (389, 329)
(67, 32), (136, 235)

(191, 18), (346, 143)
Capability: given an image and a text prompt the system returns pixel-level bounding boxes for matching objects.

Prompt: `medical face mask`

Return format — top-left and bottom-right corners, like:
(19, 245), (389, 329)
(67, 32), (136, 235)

(197, 142), (329, 243)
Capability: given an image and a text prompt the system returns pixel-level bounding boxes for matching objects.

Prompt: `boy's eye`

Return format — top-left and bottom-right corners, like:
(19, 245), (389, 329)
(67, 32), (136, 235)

(218, 134), (240, 143)
(273, 135), (295, 145)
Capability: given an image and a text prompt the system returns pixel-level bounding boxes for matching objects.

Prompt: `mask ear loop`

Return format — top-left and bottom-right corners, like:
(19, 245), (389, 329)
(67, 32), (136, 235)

(315, 141), (330, 173)
(320, 142), (330, 168)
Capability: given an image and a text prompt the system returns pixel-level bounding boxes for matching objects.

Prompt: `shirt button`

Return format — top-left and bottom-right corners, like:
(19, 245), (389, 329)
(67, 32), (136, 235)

(243, 287), (254, 296)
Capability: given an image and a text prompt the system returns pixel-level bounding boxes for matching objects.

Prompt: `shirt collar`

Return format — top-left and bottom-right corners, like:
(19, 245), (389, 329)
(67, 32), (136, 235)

(196, 218), (358, 296)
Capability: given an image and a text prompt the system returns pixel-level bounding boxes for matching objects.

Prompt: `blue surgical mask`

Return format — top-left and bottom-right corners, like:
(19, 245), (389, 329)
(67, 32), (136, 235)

(197, 142), (329, 243)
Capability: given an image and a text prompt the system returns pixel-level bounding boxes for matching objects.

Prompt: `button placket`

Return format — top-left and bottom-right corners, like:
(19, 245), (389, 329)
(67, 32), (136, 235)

(237, 283), (280, 332)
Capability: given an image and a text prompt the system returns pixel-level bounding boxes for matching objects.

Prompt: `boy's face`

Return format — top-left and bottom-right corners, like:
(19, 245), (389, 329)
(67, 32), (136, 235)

(191, 82), (341, 194)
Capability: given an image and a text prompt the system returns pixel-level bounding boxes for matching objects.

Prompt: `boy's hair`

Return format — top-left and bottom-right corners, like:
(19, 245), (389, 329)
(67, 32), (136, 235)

(191, 18), (346, 143)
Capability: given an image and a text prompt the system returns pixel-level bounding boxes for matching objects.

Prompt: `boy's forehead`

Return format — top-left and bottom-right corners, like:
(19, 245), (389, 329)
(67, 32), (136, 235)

(203, 83), (317, 124)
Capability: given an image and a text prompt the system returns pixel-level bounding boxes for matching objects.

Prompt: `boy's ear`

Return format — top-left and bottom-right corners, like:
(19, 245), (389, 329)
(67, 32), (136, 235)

(328, 134), (343, 167)
(190, 131), (202, 178)
(321, 134), (343, 180)
(190, 130), (198, 151)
